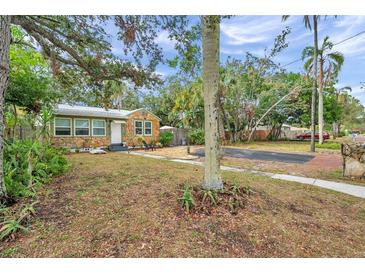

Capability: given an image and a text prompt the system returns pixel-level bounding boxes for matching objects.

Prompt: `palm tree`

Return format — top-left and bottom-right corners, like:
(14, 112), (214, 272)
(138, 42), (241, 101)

(283, 15), (319, 152)
(302, 36), (344, 144)
(201, 16), (223, 190)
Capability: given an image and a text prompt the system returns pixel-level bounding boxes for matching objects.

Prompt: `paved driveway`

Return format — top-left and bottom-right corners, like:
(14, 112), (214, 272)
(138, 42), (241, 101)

(193, 147), (315, 164)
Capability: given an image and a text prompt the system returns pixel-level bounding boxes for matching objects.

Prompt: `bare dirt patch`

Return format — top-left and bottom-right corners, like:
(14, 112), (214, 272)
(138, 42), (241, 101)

(143, 146), (203, 160)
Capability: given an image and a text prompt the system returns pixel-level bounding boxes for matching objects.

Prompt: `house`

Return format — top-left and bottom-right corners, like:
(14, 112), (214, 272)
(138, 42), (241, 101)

(51, 104), (160, 150)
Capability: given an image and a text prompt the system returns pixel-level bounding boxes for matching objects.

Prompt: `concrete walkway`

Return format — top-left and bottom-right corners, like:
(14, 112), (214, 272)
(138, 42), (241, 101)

(127, 151), (365, 199)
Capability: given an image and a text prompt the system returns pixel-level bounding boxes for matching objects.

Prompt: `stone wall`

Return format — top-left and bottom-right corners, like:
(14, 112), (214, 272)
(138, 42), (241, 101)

(342, 142), (365, 178)
(52, 136), (110, 148)
(123, 110), (160, 146)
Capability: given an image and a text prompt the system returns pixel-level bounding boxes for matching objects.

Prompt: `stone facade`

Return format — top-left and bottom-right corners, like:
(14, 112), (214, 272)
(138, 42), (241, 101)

(52, 136), (111, 148)
(52, 109), (160, 148)
(123, 110), (160, 146)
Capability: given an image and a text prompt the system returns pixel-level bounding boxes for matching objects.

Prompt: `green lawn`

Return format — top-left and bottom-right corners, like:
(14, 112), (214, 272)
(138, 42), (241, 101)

(1, 153), (365, 257)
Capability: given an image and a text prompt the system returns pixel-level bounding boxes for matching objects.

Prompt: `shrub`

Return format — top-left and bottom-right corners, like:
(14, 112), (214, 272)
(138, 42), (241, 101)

(0, 219), (27, 241)
(338, 131), (347, 137)
(179, 185), (195, 213)
(159, 131), (173, 147)
(316, 142), (341, 150)
(3, 140), (69, 200)
(188, 128), (205, 145)
(137, 136), (145, 145)
(202, 189), (217, 206)
(0, 201), (38, 241)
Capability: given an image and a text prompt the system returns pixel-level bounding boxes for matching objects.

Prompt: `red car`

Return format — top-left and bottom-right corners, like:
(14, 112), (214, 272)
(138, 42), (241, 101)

(296, 131), (330, 141)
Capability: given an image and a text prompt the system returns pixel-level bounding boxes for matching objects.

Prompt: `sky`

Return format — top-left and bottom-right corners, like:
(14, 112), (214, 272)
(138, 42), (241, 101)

(109, 16), (365, 105)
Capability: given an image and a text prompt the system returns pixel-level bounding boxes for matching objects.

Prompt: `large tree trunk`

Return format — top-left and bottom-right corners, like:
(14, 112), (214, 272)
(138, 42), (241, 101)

(318, 58), (324, 144)
(217, 87), (226, 144)
(202, 16), (222, 190)
(0, 16), (11, 200)
(310, 15), (319, 152)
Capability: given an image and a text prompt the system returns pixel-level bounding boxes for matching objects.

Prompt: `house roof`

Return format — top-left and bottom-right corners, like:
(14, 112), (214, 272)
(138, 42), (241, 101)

(160, 125), (175, 129)
(55, 104), (131, 119)
(54, 104), (161, 120)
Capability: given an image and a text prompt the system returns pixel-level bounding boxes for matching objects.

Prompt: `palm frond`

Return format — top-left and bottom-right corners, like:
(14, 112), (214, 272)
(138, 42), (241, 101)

(302, 46), (314, 60)
(282, 15), (290, 22)
(327, 52), (344, 67)
(303, 16), (312, 30)
(322, 36), (333, 51)
(303, 58), (314, 74)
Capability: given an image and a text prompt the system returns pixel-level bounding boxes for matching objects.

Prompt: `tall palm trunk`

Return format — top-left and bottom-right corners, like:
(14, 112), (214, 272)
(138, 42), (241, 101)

(318, 57), (324, 144)
(202, 16), (222, 190)
(310, 16), (318, 152)
(0, 16), (11, 200)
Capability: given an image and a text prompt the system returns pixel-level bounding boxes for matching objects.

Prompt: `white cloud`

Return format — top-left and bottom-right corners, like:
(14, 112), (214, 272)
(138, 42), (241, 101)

(221, 46), (266, 57)
(155, 30), (176, 51)
(349, 85), (364, 95)
(221, 16), (282, 45)
(220, 48), (245, 55)
(334, 16), (365, 28)
(325, 16), (365, 57)
(332, 34), (365, 57)
(154, 70), (166, 77)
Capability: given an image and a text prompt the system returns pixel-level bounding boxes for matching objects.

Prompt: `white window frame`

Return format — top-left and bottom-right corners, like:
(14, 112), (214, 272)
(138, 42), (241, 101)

(134, 120), (143, 136)
(92, 119), (106, 137)
(144, 121), (152, 136)
(54, 117), (72, 137)
(74, 118), (90, 136)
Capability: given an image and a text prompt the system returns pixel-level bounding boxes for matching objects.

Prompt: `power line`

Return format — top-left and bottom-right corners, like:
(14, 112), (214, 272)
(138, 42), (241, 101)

(281, 58), (301, 68)
(280, 29), (365, 68)
(333, 30), (365, 46)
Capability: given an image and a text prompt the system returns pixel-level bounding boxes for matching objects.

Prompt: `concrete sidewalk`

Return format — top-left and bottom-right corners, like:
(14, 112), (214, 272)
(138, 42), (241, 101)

(127, 151), (365, 199)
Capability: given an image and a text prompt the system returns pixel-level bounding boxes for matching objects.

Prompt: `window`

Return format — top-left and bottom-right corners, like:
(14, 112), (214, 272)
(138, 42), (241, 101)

(55, 118), (71, 136)
(134, 120), (143, 135)
(74, 119), (90, 136)
(144, 121), (152, 136)
(92, 119), (106, 136)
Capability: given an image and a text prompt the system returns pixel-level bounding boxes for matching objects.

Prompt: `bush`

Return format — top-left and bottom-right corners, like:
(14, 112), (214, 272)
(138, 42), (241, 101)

(338, 131), (347, 137)
(3, 140), (69, 200)
(316, 142), (341, 150)
(188, 128), (205, 145)
(159, 131), (173, 147)
(137, 136), (145, 145)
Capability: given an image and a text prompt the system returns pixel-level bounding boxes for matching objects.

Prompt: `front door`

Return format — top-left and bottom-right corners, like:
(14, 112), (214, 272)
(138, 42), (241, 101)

(111, 122), (122, 144)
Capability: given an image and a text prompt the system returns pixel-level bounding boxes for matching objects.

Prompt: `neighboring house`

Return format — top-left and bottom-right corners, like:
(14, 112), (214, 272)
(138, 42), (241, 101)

(51, 104), (160, 149)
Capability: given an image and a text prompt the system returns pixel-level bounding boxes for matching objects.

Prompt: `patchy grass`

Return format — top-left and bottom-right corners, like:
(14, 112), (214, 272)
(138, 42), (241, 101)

(316, 142), (341, 150)
(1, 153), (365, 257)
